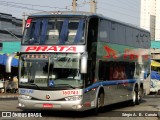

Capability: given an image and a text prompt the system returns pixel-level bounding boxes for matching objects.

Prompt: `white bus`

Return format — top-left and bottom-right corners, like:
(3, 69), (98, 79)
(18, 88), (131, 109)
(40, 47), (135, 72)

(6, 11), (150, 114)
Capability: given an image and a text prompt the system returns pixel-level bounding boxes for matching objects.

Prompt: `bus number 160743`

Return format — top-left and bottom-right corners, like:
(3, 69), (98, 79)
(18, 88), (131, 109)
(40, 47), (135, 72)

(62, 90), (79, 95)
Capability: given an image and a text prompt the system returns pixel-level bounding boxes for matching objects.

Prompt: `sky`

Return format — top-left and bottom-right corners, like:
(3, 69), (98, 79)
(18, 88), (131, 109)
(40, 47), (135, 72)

(0, 0), (140, 26)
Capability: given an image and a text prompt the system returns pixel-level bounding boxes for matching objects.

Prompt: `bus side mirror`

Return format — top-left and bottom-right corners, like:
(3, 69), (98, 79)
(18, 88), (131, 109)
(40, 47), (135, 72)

(6, 53), (17, 73)
(80, 52), (88, 74)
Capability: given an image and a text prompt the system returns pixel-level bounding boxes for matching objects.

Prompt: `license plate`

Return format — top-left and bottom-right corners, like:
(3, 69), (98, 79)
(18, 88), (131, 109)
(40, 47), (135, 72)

(43, 104), (53, 108)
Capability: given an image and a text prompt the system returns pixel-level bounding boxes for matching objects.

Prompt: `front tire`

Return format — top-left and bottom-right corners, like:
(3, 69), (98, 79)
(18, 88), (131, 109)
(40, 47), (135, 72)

(93, 92), (104, 115)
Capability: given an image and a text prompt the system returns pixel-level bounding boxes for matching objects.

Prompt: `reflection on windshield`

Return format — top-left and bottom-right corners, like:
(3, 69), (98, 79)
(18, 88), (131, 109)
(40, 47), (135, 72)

(20, 54), (83, 89)
(20, 58), (48, 87)
(22, 18), (85, 45)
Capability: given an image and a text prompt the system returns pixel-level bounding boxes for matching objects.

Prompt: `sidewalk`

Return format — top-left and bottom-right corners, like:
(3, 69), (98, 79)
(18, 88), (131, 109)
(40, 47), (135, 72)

(0, 93), (19, 99)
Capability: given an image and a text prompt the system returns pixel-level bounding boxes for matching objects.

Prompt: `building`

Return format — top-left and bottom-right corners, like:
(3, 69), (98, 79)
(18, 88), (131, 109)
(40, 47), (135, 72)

(0, 12), (21, 65)
(0, 13), (22, 80)
(140, 0), (160, 41)
(0, 13), (22, 42)
(140, 0), (160, 60)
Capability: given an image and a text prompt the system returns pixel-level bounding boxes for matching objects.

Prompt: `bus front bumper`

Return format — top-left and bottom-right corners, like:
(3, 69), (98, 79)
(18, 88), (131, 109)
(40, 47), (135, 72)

(18, 98), (85, 111)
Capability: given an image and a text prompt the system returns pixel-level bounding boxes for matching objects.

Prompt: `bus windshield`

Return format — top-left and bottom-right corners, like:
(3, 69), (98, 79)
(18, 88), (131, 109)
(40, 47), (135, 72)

(19, 54), (83, 89)
(22, 18), (85, 45)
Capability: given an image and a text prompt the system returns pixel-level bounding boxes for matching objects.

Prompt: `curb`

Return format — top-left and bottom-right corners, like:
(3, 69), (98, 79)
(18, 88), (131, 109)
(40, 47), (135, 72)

(144, 95), (160, 98)
(0, 94), (19, 99)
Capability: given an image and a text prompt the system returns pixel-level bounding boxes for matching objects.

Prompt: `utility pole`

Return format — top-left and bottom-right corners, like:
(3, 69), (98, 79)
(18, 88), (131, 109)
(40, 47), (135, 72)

(90, 0), (97, 13)
(72, 0), (77, 11)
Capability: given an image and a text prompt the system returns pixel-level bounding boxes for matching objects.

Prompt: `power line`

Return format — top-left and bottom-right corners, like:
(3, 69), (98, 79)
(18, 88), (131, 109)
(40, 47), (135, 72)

(98, 6), (140, 20)
(126, 0), (140, 6)
(109, 0), (139, 9)
(77, 0), (90, 7)
(0, 0), (71, 12)
(98, 1), (139, 13)
(0, 2), (47, 12)
(77, 0), (140, 19)
(0, 0), (71, 10)
(99, 7), (151, 26)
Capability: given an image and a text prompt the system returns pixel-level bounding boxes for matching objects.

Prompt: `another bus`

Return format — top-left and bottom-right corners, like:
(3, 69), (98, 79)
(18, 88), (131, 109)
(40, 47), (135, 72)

(6, 11), (150, 114)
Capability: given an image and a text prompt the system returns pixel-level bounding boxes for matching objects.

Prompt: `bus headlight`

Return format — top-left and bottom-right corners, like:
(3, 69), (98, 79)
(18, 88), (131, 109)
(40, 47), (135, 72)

(19, 95), (32, 100)
(65, 95), (82, 101)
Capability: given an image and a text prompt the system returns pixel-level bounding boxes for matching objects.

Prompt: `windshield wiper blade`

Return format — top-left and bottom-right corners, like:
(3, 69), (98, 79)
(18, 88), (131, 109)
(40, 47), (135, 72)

(21, 83), (41, 90)
(55, 84), (75, 89)
(30, 83), (41, 89)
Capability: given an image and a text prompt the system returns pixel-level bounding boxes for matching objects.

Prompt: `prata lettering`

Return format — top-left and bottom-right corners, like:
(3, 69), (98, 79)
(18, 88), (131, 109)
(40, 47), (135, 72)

(25, 46), (77, 52)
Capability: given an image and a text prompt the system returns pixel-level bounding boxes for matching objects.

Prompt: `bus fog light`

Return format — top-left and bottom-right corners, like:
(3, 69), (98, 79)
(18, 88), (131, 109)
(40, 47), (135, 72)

(18, 103), (22, 107)
(19, 95), (32, 100)
(72, 105), (82, 109)
(18, 103), (25, 107)
(65, 95), (82, 101)
(77, 105), (82, 109)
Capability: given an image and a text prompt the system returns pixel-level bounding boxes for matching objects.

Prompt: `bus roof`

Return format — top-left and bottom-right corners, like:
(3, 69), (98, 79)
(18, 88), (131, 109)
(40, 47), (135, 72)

(30, 11), (99, 17)
(29, 11), (149, 33)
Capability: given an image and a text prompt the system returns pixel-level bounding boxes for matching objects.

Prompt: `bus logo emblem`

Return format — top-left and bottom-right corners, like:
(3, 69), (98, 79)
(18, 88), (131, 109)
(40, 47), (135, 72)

(46, 95), (50, 99)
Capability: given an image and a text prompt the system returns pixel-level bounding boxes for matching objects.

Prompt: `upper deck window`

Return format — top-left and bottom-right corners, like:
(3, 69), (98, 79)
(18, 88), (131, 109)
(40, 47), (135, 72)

(22, 18), (85, 45)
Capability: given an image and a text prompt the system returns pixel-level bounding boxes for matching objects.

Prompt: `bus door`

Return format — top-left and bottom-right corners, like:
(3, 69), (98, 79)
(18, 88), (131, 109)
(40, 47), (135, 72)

(83, 17), (99, 103)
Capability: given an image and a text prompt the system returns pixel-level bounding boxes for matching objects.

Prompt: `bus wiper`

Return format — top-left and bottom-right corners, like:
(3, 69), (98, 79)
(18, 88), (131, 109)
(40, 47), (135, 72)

(30, 83), (41, 89)
(22, 83), (41, 90)
(55, 84), (75, 89)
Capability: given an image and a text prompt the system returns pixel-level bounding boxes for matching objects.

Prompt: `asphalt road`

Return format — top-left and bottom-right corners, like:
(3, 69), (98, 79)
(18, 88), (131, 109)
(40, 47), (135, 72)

(0, 95), (159, 120)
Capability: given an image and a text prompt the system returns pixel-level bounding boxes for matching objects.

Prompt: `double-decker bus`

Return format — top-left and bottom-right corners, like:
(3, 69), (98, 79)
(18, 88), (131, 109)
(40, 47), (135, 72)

(6, 11), (150, 114)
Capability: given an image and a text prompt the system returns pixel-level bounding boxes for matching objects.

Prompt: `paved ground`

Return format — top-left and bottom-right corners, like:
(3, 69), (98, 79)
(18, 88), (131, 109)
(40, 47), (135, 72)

(0, 93), (18, 99)
(0, 94), (159, 120)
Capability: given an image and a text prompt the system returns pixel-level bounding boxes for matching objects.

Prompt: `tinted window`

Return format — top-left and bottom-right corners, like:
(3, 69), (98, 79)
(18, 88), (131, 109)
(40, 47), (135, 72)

(117, 24), (126, 44)
(22, 18), (85, 45)
(99, 61), (135, 80)
(99, 20), (110, 42)
(110, 22), (118, 43)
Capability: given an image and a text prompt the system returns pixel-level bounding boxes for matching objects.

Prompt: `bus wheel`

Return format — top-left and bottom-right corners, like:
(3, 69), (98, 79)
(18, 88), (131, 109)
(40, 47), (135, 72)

(131, 89), (136, 106)
(135, 87), (140, 105)
(131, 87), (139, 105)
(139, 86), (143, 102)
(136, 86), (143, 105)
(93, 92), (104, 115)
